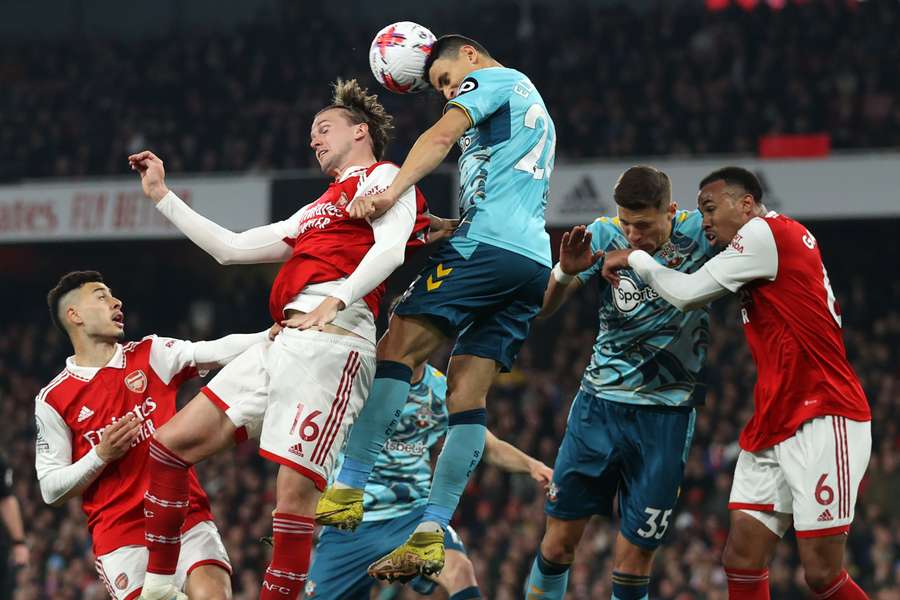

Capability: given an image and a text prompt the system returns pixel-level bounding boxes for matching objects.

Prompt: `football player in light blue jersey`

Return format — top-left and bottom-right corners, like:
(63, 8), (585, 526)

(317, 34), (556, 582)
(524, 166), (718, 600)
(305, 361), (552, 600)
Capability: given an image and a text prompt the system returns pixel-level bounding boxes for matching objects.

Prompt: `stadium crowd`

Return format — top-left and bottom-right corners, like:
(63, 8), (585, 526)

(2, 220), (898, 599)
(1, 0), (899, 181)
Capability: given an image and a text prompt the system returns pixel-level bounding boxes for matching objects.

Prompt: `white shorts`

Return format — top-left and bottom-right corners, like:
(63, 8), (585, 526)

(94, 521), (230, 600)
(202, 340), (272, 442)
(259, 328), (375, 490)
(729, 415), (871, 538)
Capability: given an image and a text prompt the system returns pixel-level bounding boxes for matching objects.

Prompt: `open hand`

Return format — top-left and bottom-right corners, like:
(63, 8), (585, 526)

(559, 225), (604, 277)
(128, 150), (170, 203)
(281, 297), (344, 331)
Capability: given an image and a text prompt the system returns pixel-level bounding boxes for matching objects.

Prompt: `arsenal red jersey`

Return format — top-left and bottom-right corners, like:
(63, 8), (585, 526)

(706, 212), (870, 451)
(268, 161), (430, 321)
(34, 337), (214, 556)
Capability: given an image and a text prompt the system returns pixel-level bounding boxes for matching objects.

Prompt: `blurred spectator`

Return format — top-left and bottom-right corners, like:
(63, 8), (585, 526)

(0, 1), (898, 181)
(2, 217), (898, 598)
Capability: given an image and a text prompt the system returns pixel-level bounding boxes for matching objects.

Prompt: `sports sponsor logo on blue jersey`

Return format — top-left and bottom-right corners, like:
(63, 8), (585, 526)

(576, 211), (718, 407)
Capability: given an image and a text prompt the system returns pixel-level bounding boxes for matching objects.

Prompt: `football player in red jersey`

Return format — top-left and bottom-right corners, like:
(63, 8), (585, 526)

(128, 79), (447, 600)
(36, 270), (279, 600)
(601, 167), (871, 600)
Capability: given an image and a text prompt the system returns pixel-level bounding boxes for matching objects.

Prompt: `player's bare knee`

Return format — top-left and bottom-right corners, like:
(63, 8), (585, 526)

(186, 586), (232, 600)
(614, 540), (654, 574)
(441, 551), (477, 591)
(803, 564), (842, 592)
(540, 534), (577, 565)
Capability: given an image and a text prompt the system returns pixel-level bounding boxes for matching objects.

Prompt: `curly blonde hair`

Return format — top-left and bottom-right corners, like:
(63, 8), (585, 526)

(317, 78), (395, 160)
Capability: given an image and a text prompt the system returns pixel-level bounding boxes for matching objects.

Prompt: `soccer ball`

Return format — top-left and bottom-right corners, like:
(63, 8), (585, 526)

(369, 21), (436, 94)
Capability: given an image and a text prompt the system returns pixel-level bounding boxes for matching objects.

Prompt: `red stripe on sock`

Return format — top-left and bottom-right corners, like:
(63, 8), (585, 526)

(725, 568), (770, 600)
(813, 569), (868, 600)
(260, 512), (314, 599)
(145, 439), (191, 575)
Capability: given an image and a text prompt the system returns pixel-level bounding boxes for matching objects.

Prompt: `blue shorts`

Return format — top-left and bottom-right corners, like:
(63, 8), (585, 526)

(304, 505), (466, 599)
(394, 236), (549, 372)
(545, 390), (696, 550)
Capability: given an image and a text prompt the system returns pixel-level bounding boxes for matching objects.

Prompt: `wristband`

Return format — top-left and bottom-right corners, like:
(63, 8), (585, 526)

(552, 263), (575, 285)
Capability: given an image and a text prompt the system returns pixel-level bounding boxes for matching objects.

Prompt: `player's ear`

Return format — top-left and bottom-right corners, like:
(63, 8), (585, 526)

(461, 45), (477, 65)
(65, 305), (83, 328)
(354, 122), (369, 142)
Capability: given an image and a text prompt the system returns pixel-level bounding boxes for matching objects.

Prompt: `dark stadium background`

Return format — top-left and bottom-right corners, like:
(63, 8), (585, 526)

(1, 1), (898, 598)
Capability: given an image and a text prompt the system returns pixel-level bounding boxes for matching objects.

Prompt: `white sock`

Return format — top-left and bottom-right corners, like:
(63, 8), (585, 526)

(142, 572), (175, 592)
(414, 520), (443, 535)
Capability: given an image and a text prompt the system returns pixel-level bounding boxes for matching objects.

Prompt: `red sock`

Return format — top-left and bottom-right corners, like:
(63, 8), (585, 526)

(260, 513), (315, 600)
(812, 571), (868, 600)
(144, 439), (191, 576)
(725, 567), (770, 600)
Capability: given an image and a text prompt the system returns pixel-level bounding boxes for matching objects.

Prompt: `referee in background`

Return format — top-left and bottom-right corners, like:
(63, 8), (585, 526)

(0, 451), (28, 600)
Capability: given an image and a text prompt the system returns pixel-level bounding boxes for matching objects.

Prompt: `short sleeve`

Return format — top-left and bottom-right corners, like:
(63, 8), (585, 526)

(147, 336), (199, 386)
(35, 400), (73, 480)
(445, 71), (508, 127)
(705, 217), (778, 292)
(576, 219), (620, 284)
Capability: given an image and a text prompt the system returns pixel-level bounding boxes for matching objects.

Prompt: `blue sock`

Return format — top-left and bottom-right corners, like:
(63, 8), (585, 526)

(611, 571), (649, 600)
(421, 408), (487, 528)
(337, 361), (411, 489)
(449, 586), (481, 599)
(524, 552), (570, 599)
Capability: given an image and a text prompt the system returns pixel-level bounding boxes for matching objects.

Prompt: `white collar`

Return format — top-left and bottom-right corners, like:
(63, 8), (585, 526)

(766, 210), (778, 217)
(337, 165), (368, 182)
(66, 344), (125, 381)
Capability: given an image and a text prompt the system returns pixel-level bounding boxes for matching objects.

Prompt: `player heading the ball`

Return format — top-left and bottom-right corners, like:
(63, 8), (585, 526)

(317, 33), (556, 583)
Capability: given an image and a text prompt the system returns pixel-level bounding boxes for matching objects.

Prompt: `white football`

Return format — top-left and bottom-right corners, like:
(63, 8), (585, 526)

(369, 21), (436, 94)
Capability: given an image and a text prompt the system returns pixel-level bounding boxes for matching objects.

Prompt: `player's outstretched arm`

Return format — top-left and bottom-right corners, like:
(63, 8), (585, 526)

(128, 150), (292, 265)
(483, 431), (553, 489)
(35, 406), (141, 506)
(602, 249), (730, 311)
(349, 108), (471, 220)
(538, 225), (602, 319)
(148, 326), (278, 383)
(190, 325), (279, 369)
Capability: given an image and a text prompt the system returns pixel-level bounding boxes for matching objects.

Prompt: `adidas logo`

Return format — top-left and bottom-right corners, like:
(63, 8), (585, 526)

(817, 509), (834, 522)
(560, 176), (606, 214)
(77, 406), (94, 423)
(288, 443), (304, 458)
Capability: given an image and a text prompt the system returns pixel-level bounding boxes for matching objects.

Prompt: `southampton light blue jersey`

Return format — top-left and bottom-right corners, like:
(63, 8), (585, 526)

(577, 210), (718, 407)
(446, 66), (554, 267)
(332, 365), (448, 522)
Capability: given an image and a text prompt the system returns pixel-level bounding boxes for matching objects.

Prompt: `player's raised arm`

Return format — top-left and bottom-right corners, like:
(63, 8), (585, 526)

(349, 108), (470, 220)
(483, 431), (553, 489)
(538, 225), (603, 318)
(128, 150), (293, 265)
(603, 211), (777, 312)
